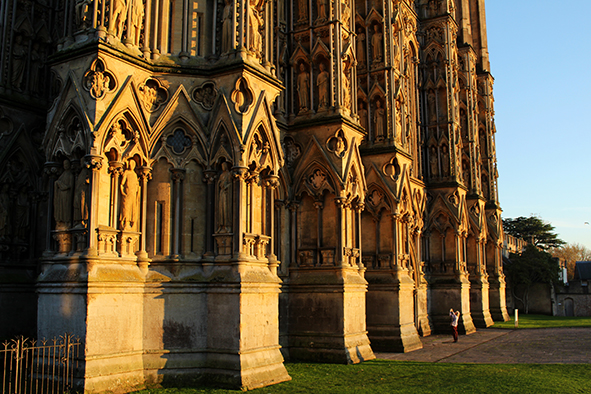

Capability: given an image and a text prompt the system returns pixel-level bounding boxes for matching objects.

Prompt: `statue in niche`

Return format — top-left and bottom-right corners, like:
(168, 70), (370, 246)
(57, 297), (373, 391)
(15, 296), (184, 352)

(317, 63), (329, 109)
(109, 0), (128, 40)
(427, 89), (437, 123)
(298, 0), (308, 21)
(482, 177), (489, 199)
(54, 160), (74, 229)
(129, 0), (145, 46)
(356, 28), (366, 68)
(15, 187), (29, 241)
(119, 160), (139, 231)
(297, 63), (310, 113)
(317, 0), (328, 22)
(395, 99), (403, 142)
(217, 162), (232, 233)
(73, 159), (90, 227)
(358, 102), (368, 130)
(75, 0), (93, 30)
(441, 145), (450, 177)
(0, 184), (10, 238)
(429, 146), (439, 178)
(342, 68), (351, 109)
(462, 161), (469, 185)
(29, 43), (44, 95)
(222, 0), (234, 53)
(11, 35), (27, 91)
(374, 100), (384, 141)
(371, 26), (383, 63)
(248, 0), (263, 58)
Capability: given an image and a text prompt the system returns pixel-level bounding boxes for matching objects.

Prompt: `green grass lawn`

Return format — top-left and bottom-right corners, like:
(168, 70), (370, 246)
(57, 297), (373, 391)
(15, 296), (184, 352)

(492, 314), (591, 329)
(135, 361), (591, 394)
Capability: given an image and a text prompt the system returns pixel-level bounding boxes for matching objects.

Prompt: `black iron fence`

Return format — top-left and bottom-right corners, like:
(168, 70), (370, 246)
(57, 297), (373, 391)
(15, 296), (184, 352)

(1, 334), (80, 394)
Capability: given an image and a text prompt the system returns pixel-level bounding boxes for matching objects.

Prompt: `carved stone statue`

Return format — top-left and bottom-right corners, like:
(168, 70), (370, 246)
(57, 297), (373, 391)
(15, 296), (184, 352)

(358, 102), (368, 130)
(395, 99), (403, 143)
(374, 100), (384, 141)
(73, 160), (90, 226)
(129, 0), (145, 46)
(217, 162), (232, 233)
(29, 43), (44, 95)
(11, 35), (27, 91)
(441, 145), (450, 177)
(429, 146), (439, 178)
(222, 0), (234, 52)
(342, 68), (351, 110)
(371, 27), (383, 63)
(297, 63), (310, 113)
(356, 28), (366, 67)
(75, 0), (93, 30)
(54, 160), (74, 228)
(109, 0), (128, 40)
(248, 0), (263, 58)
(298, 0), (308, 21)
(317, 0), (328, 21)
(119, 160), (139, 231)
(427, 89), (437, 123)
(317, 63), (329, 109)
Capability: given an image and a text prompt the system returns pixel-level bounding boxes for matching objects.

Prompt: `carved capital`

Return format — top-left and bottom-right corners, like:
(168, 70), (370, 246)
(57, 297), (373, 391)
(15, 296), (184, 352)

(84, 155), (103, 171)
(203, 170), (217, 184)
(232, 166), (249, 180)
(263, 175), (280, 189)
(44, 162), (60, 177)
(108, 161), (124, 176)
(139, 166), (153, 181)
(170, 169), (186, 183)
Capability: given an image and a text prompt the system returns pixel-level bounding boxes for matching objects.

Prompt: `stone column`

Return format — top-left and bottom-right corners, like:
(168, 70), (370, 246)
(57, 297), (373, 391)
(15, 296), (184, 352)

(108, 161), (123, 228)
(84, 154), (103, 256)
(232, 167), (248, 259)
(264, 175), (279, 273)
(43, 162), (59, 256)
(170, 169), (185, 259)
(203, 169), (216, 258)
(136, 166), (152, 266)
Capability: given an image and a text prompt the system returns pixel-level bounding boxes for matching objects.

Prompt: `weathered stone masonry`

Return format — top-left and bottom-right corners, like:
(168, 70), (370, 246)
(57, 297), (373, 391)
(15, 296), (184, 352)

(0, 0), (508, 391)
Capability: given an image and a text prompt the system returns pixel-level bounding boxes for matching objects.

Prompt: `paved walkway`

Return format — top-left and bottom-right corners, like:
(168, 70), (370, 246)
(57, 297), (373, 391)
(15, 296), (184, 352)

(375, 328), (591, 364)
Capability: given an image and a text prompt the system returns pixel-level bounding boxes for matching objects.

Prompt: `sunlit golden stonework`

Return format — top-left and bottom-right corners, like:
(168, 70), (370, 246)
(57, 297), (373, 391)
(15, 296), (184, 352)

(0, 0), (507, 391)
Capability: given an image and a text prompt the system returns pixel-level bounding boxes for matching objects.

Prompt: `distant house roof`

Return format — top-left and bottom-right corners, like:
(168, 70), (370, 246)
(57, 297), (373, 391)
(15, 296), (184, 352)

(575, 261), (591, 280)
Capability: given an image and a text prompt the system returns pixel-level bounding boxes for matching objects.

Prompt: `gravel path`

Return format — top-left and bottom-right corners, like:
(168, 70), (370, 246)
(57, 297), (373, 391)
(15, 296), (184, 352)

(375, 328), (591, 364)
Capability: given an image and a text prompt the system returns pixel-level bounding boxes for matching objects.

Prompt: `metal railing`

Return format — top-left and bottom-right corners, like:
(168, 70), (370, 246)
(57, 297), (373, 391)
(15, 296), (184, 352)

(1, 334), (80, 394)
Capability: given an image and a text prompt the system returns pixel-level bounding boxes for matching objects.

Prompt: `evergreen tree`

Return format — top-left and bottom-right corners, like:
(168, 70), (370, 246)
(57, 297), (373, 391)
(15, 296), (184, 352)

(503, 215), (565, 250)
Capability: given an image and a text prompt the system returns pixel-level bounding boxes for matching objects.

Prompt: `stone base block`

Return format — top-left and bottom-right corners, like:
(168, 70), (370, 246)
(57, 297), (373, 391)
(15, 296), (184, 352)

(368, 323), (423, 353)
(288, 332), (375, 364)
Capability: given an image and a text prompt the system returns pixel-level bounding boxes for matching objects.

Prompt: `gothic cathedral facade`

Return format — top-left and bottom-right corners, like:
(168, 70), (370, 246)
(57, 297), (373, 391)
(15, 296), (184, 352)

(0, 0), (507, 391)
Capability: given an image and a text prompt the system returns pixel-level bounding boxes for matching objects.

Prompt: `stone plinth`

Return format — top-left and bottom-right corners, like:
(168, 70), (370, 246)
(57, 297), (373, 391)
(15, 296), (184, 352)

(366, 267), (423, 352)
(287, 266), (375, 363)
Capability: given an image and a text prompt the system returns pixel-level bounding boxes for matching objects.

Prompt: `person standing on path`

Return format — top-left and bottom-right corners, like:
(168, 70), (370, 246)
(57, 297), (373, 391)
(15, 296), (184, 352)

(450, 308), (460, 342)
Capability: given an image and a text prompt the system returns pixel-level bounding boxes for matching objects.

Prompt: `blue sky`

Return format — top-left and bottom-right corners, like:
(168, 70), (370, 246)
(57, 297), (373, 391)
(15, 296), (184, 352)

(486, 1), (591, 248)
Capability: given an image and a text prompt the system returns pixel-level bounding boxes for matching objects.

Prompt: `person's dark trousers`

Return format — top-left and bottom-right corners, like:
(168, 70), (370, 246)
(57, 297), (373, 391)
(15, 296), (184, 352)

(452, 326), (458, 342)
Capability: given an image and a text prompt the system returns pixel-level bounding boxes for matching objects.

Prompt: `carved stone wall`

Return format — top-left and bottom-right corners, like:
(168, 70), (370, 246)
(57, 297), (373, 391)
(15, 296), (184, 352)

(0, 0), (506, 390)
